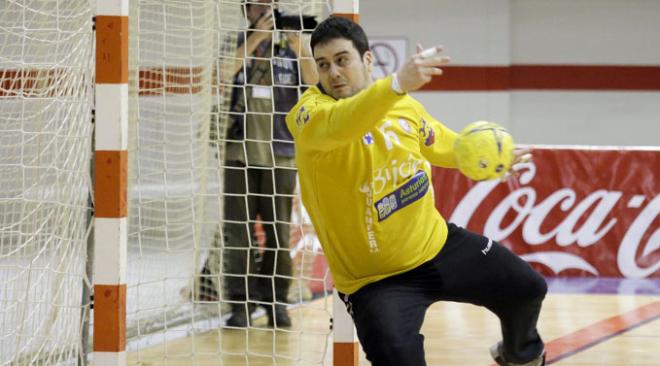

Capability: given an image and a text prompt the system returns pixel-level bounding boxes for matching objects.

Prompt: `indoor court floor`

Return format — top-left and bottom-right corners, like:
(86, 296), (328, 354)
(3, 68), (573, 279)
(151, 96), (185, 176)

(127, 278), (660, 365)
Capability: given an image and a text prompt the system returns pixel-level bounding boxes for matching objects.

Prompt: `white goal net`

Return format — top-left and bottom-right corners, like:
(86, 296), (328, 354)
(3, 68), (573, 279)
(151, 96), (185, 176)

(1, 0), (337, 365)
(127, 1), (335, 364)
(0, 1), (94, 364)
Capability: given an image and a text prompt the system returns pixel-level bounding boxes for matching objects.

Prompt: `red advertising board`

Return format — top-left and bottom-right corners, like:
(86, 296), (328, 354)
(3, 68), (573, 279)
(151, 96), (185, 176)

(433, 147), (659, 278)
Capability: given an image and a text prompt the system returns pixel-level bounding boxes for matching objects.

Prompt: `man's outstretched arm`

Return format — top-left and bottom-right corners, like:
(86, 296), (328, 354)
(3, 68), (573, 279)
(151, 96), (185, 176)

(286, 45), (451, 152)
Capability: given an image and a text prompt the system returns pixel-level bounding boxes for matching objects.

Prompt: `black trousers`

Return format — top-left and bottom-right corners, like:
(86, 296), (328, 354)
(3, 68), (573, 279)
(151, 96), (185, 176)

(222, 160), (296, 306)
(340, 223), (547, 366)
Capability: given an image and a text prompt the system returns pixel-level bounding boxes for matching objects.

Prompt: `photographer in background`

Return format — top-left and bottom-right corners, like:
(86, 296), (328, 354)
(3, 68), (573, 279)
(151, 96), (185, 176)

(199, 0), (317, 328)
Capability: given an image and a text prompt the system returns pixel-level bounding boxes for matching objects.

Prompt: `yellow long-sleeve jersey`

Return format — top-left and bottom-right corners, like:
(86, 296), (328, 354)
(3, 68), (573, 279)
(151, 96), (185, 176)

(286, 76), (458, 294)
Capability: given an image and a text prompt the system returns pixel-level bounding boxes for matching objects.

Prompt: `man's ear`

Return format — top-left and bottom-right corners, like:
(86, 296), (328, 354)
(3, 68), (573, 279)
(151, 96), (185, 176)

(363, 50), (373, 74)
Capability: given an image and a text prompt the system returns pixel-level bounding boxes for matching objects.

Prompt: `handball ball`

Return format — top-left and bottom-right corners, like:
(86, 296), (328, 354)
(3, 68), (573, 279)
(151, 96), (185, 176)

(454, 121), (514, 181)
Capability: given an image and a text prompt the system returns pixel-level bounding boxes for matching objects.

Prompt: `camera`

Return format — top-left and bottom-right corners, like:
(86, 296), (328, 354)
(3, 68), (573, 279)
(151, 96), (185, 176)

(273, 9), (317, 32)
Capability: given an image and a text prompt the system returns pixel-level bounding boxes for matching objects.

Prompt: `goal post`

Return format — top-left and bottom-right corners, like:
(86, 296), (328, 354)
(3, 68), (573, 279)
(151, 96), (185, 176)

(93, 1), (130, 366)
(330, 4), (361, 365)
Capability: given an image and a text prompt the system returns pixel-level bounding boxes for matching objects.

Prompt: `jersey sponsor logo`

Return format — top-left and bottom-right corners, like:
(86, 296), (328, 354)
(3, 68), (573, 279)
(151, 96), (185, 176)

(375, 170), (429, 221)
(295, 106), (310, 127)
(481, 238), (493, 255)
(359, 183), (380, 252)
(419, 118), (435, 146)
(371, 154), (426, 195)
(363, 132), (374, 145)
(425, 127), (435, 146)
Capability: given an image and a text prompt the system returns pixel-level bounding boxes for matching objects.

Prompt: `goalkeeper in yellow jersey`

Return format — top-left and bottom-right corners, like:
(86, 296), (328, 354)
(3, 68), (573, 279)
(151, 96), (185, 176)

(286, 17), (546, 366)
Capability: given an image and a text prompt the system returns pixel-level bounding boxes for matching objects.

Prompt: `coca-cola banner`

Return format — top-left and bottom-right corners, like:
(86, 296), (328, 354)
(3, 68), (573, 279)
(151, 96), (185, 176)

(433, 147), (659, 278)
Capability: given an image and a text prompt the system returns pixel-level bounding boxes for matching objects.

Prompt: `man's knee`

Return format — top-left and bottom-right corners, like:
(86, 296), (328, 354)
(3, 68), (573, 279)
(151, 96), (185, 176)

(523, 271), (547, 302)
(363, 334), (426, 366)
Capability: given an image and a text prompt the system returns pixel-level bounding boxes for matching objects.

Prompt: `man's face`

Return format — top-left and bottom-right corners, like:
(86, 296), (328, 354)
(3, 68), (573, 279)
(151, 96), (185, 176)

(313, 38), (373, 100)
(246, 0), (272, 25)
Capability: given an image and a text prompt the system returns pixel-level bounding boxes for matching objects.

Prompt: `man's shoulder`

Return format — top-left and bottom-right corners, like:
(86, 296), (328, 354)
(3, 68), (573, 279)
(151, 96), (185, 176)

(297, 85), (334, 106)
(287, 86), (331, 132)
(288, 87), (321, 118)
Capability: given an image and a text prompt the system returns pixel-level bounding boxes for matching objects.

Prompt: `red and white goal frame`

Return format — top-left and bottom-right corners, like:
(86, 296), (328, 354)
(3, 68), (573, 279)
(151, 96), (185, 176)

(90, 0), (362, 365)
(93, 2), (129, 365)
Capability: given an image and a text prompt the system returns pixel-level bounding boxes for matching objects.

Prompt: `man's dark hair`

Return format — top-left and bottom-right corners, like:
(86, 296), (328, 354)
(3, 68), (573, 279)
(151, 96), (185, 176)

(310, 16), (370, 57)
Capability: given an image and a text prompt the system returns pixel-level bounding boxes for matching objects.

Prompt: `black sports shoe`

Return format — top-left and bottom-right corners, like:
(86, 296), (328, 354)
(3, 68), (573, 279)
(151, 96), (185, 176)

(490, 342), (545, 366)
(226, 306), (251, 327)
(266, 305), (292, 328)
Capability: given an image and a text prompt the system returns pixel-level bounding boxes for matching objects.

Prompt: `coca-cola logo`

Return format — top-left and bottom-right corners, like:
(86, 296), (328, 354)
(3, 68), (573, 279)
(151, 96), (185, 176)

(445, 160), (660, 278)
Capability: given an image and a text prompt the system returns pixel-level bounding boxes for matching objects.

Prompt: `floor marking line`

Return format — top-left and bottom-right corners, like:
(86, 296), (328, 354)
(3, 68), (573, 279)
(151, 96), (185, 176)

(488, 301), (660, 365)
(545, 301), (660, 364)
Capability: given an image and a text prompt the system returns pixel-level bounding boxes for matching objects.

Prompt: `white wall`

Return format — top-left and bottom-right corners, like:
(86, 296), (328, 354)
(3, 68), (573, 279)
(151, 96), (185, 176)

(511, 0), (660, 65)
(510, 92), (660, 146)
(361, 0), (660, 147)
